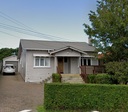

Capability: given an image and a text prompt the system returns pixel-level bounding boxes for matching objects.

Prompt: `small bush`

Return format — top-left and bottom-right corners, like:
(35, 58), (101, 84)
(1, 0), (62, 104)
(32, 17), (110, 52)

(87, 74), (112, 84)
(87, 74), (96, 83)
(44, 83), (128, 112)
(95, 73), (112, 84)
(52, 73), (61, 82)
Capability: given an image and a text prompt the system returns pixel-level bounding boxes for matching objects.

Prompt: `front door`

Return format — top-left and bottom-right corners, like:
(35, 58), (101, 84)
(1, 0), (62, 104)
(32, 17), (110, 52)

(58, 57), (64, 74)
(64, 57), (70, 74)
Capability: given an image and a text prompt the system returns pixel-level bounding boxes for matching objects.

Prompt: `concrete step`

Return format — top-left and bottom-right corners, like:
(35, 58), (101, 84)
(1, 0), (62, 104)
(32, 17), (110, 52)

(61, 74), (84, 83)
(61, 74), (81, 77)
(43, 76), (52, 83)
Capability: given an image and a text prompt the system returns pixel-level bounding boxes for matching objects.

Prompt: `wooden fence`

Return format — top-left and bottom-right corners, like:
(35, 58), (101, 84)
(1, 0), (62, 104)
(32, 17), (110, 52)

(80, 65), (105, 82)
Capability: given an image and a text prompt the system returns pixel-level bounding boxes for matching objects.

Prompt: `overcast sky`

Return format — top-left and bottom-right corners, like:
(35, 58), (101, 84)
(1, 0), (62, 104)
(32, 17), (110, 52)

(0, 0), (97, 48)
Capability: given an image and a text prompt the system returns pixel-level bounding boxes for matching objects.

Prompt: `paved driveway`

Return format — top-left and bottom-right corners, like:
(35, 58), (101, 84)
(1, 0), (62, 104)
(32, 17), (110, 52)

(0, 74), (44, 112)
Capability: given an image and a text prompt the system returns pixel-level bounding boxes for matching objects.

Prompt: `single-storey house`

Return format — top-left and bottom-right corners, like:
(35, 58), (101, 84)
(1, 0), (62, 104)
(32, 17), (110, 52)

(18, 39), (99, 82)
(3, 55), (19, 72)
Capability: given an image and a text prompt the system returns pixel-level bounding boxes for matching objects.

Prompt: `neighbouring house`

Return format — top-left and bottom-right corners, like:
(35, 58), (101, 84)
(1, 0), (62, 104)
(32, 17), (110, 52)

(3, 55), (19, 72)
(18, 39), (99, 82)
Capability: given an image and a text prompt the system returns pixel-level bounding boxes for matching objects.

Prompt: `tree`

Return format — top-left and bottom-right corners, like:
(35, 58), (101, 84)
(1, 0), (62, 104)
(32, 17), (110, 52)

(84, 0), (128, 62)
(0, 48), (18, 60)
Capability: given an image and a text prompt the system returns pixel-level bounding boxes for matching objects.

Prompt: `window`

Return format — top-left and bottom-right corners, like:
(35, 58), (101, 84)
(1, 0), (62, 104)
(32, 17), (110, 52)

(35, 56), (40, 66)
(88, 59), (91, 66)
(84, 59), (86, 65)
(81, 58), (91, 66)
(34, 56), (50, 67)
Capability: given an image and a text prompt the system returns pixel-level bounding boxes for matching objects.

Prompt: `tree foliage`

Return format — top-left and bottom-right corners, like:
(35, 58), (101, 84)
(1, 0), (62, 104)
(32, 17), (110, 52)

(105, 61), (128, 84)
(84, 0), (128, 62)
(0, 48), (18, 60)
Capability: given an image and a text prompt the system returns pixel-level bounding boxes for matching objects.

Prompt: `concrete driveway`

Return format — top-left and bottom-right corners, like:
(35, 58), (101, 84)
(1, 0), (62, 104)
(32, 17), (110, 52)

(0, 74), (44, 112)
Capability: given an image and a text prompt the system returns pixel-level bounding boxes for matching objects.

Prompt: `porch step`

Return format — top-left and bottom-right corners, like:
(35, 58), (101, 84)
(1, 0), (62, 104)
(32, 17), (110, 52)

(61, 74), (85, 84)
(43, 76), (52, 83)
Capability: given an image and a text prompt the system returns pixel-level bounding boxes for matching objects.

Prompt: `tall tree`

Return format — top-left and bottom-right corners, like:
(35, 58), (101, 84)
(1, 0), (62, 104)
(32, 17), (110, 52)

(84, 0), (128, 62)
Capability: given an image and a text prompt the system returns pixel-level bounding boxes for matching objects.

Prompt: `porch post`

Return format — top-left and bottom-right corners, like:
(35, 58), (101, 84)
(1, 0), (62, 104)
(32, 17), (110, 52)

(54, 56), (57, 73)
(78, 56), (81, 74)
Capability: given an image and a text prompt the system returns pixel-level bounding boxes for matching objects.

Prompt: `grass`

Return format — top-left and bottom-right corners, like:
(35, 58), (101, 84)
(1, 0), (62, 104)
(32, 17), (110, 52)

(37, 106), (98, 112)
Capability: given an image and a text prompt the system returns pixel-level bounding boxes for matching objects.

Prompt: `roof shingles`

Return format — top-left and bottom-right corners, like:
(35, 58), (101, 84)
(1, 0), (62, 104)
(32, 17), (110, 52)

(20, 39), (95, 52)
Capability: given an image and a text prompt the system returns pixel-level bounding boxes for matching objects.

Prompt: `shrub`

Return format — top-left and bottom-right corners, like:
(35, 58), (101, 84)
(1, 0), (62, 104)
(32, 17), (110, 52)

(52, 73), (61, 82)
(44, 83), (128, 112)
(95, 73), (112, 84)
(87, 74), (96, 83)
(87, 74), (112, 84)
(105, 62), (128, 84)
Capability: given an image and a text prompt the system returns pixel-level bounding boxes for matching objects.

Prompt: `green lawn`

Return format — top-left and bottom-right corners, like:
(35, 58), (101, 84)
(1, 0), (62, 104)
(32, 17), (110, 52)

(37, 106), (93, 112)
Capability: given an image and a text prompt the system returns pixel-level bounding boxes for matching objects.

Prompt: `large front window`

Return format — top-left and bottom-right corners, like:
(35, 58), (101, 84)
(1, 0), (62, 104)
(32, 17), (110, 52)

(81, 58), (91, 66)
(34, 56), (50, 67)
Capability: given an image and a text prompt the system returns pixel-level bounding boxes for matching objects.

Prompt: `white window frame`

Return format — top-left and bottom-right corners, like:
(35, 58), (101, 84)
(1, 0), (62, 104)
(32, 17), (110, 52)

(34, 56), (50, 67)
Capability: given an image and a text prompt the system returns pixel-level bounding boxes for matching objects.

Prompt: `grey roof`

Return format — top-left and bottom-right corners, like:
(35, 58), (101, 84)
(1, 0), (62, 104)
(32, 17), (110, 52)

(20, 39), (95, 52)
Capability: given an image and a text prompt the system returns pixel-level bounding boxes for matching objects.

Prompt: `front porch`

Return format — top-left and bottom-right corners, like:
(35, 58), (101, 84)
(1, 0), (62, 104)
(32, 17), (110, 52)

(80, 65), (105, 75)
(56, 57), (80, 74)
(55, 57), (102, 75)
(52, 46), (102, 79)
(80, 65), (105, 82)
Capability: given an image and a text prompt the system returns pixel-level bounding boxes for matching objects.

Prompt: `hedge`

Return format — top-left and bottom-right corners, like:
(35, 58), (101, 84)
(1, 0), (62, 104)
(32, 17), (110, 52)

(87, 74), (96, 83)
(52, 73), (61, 82)
(44, 83), (128, 112)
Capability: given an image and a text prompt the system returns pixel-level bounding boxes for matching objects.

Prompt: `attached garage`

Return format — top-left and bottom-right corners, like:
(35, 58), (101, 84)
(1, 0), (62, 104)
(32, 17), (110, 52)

(3, 55), (19, 72)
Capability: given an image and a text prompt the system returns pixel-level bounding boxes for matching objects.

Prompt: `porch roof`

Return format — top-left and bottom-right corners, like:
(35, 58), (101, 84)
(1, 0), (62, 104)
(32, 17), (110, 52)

(49, 46), (87, 55)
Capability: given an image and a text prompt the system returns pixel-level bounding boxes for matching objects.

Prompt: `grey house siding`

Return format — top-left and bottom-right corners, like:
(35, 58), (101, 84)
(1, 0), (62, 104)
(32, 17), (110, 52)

(19, 49), (26, 80)
(91, 58), (98, 65)
(18, 50), (98, 82)
(25, 50), (54, 82)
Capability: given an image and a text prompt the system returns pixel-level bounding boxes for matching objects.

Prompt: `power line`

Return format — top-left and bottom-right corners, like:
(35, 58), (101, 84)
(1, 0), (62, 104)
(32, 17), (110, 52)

(0, 11), (75, 41)
(0, 23), (74, 41)
(0, 11), (34, 30)
(0, 30), (23, 39)
(0, 23), (59, 40)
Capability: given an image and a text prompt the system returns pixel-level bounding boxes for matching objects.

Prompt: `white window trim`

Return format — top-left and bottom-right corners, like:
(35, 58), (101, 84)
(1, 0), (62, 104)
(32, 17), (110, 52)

(34, 56), (51, 68)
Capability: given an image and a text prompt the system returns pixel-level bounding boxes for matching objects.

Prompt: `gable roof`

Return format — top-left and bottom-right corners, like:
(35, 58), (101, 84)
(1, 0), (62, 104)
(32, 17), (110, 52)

(20, 39), (95, 52)
(49, 46), (87, 55)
